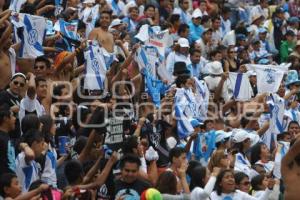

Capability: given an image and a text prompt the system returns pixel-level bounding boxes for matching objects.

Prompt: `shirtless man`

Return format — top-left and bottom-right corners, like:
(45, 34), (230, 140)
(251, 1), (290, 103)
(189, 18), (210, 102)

(281, 135), (300, 200)
(88, 10), (114, 53)
(0, 19), (15, 90)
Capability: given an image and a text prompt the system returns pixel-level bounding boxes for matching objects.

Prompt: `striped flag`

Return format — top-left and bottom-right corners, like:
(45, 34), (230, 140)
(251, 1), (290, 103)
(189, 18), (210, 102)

(84, 42), (107, 90)
(228, 72), (252, 101)
(54, 19), (80, 41)
(12, 14), (46, 59)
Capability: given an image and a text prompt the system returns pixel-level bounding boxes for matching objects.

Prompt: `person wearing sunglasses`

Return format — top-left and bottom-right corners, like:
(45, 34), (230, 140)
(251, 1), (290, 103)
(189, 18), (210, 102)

(0, 72), (26, 139)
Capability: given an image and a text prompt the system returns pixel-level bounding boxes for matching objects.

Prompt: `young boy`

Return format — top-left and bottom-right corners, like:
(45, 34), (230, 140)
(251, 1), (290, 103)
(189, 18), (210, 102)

(15, 130), (45, 192)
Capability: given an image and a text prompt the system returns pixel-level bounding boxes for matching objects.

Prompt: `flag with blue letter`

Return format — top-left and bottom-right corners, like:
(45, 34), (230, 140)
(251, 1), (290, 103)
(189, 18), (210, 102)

(12, 14), (46, 59)
(84, 41), (107, 90)
(228, 72), (252, 101)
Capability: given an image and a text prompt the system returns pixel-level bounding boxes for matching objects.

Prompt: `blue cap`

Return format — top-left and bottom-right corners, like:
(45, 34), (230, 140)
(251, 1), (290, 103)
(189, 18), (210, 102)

(258, 27), (267, 34)
(190, 119), (202, 128)
(236, 34), (246, 41)
(288, 17), (300, 24)
(258, 58), (270, 65)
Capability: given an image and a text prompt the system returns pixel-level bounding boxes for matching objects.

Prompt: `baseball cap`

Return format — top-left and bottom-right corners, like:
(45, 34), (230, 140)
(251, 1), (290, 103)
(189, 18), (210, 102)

(192, 9), (202, 19)
(215, 130), (232, 143)
(109, 19), (123, 29)
(190, 119), (203, 128)
(177, 38), (190, 48)
(232, 129), (251, 143)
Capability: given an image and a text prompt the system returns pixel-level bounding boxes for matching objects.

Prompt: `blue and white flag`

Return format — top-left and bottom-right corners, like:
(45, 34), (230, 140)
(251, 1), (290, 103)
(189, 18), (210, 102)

(194, 78), (210, 121)
(175, 104), (194, 139)
(84, 41), (107, 90)
(228, 72), (252, 101)
(12, 14), (46, 59)
(246, 64), (290, 94)
(135, 24), (173, 57)
(144, 69), (169, 108)
(54, 19), (80, 41)
(9, 0), (26, 12)
(54, 0), (66, 17)
(134, 45), (164, 78)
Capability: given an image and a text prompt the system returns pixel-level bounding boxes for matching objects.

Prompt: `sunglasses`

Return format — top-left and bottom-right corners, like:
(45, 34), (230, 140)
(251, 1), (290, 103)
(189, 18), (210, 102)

(34, 65), (46, 70)
(229, 51), (237, 53)
(13, 81), (25, 87)
(241, 181), (250, 186)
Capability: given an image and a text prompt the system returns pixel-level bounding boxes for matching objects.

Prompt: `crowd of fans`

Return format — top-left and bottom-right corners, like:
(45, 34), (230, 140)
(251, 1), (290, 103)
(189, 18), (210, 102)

(0, 0), (300, 199)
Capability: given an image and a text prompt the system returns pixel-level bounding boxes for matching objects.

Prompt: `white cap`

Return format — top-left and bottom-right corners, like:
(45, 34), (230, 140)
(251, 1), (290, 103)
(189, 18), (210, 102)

(192, 9), (202, 18)
(215, 130), (232, 143)
(232, 129), (251, 143)
(124, 1), (138, 16)
(83, 0), (95, 3)
(173, 8), (181, 15)
(177, 38), (190, 48)
(207, 61), (223, 75)
(109, 18), (123, 29)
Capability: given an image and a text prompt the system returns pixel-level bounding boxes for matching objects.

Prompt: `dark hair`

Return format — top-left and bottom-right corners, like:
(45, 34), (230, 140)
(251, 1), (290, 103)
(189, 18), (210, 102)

(288, 121), (300, 129)
(35, 56), (51, 69)
(190, 48), (201, 56)
(0, 106), (11, 125)
(22, 129), (44, 147)
(169, 147), (185, 163)
(251, 175), (265, 191)
(39, 115), (54, 146)
(169, 14), (180, 24)
(156, 171), (177, 194)
(277, 132), (289, 141)
(190, 166), (207, 190)
(0, 173), (17, 197)
(144, 4), (155, 11)
(215, 169), (234, 195)
(21, 114), (40, 135)
(120, 154), (141, 169)
(73, 136), (88, 155)
(234, 171), (249, 185)
(250, 142), (266, 165)
(35, 77), (47, 88)
(101, 10), (113, 17)
(186, 160), (201, 177)
(211, 16), (221, 22)
(209, 49), (222, 59)
(20, 2), (35, 15)
(64, 160), (84, 185)
(122, 136), (139, 154)
(175, 75), (190, 88)
(177, 23), (189, 35)
(201, 15), (210, 25)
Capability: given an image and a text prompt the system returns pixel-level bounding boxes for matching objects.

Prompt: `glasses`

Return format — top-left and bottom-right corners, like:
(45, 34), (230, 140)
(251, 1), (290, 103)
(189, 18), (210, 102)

(229, 51), (237, 53)
(34, 65), (46, 70)
(241, 181), (250, 186)
(13, 81), (25, 87)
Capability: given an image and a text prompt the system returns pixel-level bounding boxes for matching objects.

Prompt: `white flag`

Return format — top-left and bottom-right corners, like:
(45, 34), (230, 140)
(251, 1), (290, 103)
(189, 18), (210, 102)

(228, 72), (253, 101)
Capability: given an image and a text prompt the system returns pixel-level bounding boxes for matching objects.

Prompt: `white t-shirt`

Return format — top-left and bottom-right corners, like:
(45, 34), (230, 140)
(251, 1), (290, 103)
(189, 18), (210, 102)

(210, 189), (272, 200)
(191, 176), (216, 200)
(15, 152), (40, 192)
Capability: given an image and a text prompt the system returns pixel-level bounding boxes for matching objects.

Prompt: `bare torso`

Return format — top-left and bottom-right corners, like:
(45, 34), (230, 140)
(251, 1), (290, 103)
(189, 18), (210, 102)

(0, 51), (12, 90)
(89, 27), (114, 53)
(282, 163), (300, 200)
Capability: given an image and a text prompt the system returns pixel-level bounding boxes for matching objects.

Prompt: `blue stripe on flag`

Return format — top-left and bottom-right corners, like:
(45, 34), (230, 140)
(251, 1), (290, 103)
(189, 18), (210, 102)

(233, 73), (243, 99)
(89, 45), (103, 89)
(23, 15), (44, 53)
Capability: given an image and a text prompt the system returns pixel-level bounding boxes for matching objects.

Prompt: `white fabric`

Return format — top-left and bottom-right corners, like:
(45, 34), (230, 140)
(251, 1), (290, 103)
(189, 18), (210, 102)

(234, 152), (252, 177)
(19, 94), (46, 131)
(9, 0), (26, 12)
(246, 64), (289, 94)
(83, 41), (107, 90)
(191, 176), (216, 200)
(273, 141), (290, 179)
(166, 52), (191, 76)
(15, 152), (40, 192)
(12, 14), (46, 59)
(194, 78), (210, 121)
(255, 160), (274, 174)
(41, 149), (57, 188)
(227, 72), (253, 101)
(210, 189), (272, 200)
(9, 48), (16, 76)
